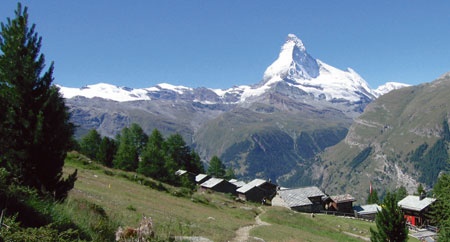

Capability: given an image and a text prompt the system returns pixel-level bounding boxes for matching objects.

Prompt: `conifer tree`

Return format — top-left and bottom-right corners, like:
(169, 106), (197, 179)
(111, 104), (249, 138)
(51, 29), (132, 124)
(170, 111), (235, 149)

(370, 192), (408, 242)
(431, 173), (450, 240)
(138, 129), (167, 180)
(113, 127), (139, 171)
(0, 3), (76, 200)
(207, 156), (226, 178)
(97, 136), (117, 167)
(79, 129), (102, 160)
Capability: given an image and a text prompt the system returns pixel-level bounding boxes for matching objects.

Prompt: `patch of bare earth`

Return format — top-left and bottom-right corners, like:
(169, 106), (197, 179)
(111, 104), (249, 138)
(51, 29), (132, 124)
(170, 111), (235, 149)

(230, 207), (270, 242)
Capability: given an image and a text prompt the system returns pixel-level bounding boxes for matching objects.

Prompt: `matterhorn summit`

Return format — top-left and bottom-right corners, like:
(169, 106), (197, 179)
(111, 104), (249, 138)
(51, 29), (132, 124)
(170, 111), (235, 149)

(257, 34), (377, 103)
(263, 34), (319, 81)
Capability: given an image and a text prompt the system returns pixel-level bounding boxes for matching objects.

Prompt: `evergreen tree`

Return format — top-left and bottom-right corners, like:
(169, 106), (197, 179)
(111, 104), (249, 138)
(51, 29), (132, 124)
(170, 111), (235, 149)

(79, 129), (101, 160)
(370, 192), (408, 242)
(0, 3), (76, 200)
(96, 136), (117, 167)
(431, 173), (450, 240)
(138, 129), (167, 180)
(207, 156), (226, 178)
(189, 150), (205, 175)
(129, 123), (148, 156)
(415, 183), (425, 196)
(113, 127), (139, 171)
(394, 186), (408, 203)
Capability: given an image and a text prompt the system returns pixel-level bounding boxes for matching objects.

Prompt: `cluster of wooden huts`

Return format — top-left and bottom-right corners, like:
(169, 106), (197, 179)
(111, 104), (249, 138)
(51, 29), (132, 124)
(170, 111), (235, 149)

(176, 170), (437, 228)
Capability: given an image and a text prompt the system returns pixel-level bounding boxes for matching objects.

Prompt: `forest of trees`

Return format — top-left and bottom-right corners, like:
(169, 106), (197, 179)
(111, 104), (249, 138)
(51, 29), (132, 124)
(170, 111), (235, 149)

(78, 126), (207, 186)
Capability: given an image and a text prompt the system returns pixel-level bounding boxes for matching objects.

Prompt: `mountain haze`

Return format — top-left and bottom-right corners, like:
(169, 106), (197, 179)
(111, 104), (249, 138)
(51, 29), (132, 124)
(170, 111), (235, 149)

(61, 34), (409, 183)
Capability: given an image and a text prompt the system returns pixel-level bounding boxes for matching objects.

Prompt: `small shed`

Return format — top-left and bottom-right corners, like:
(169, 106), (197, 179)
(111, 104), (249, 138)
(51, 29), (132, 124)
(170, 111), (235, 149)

(328, 194), (356, 214)
(200, 178), (237, 195)
(195, 174), (210, 185)
(236, 179), (277, 203)
(272, 186), (326, 213)
(353, 204), (381, 220)
(398, 195), (436, 227)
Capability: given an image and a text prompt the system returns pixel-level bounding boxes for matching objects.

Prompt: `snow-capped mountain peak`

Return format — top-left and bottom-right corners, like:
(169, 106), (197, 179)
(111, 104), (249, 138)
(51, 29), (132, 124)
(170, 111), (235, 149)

(58, 33), (409, 106)
(263, 34), (319, 82)
(58, 83), (151, 102)
(253, 34), (377, 103)
(373, 82), (411, 97)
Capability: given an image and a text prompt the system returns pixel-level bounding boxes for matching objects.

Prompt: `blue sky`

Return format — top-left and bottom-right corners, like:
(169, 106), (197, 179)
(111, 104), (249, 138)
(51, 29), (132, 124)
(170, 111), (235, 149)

(1, 1), (449, 89)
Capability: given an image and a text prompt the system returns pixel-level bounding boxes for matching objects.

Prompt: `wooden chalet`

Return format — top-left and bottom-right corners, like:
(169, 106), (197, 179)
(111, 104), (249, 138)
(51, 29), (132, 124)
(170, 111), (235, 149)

(327, 194), (356, 214)
(272, 186), (326, 213)
(236, 179), (277, 203)
(398, 195), (436, 227)
(200, 178), (237, 195)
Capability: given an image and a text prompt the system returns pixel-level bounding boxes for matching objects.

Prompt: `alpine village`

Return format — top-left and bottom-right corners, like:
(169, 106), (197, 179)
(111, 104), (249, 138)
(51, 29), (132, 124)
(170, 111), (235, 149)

(1, 3), (450, 242)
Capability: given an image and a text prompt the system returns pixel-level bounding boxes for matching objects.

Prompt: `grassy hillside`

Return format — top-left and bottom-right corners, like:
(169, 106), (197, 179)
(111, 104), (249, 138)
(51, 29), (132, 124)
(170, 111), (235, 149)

(62, 152), (258, 241)
(58, 151), (420, 242)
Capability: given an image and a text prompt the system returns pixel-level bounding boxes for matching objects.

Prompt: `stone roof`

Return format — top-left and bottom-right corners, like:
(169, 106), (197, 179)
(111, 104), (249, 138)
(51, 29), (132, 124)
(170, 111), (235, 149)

(277, 186), (325, 207)
(353, 204), (381, 215)
(330, 194), (356, 203)
(398, 195), (436, 212)
(236, 179), (268, 193)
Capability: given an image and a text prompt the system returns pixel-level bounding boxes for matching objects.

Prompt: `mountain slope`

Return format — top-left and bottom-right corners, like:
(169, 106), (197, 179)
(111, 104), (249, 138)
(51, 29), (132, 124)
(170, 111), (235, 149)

(308, 72), (450, 201)
(61, 34), (409, 183)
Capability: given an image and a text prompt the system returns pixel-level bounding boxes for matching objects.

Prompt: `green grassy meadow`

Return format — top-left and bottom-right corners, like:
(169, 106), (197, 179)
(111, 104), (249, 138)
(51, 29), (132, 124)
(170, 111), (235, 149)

(61, 152), (420, 241)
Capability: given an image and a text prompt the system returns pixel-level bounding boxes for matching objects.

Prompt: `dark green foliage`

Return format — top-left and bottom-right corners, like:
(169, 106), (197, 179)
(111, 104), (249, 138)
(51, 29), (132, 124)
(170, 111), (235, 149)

(0, 3), (76, 201)
(113, 127), (139, 171)
(394, 186), (408, 203)
(164, 133), (204, 176)
(96, 136), (117, 167)
(129, 123), (148, 156)
(296, 132), (319, 159)
(415, 183), (425, 196)
(411, 139), (448, 186)
(0, 168), (85, 240)
(311, 127), (348, 151)
(431, 172), (450, 240)
(410, 143), (428, 162)
(410, 120), (450, 186)
(138, 129), (168, 180)
(370, 192), (408, 242)
(443, 119), (450, 141)
(349, 147), (372, 170)
(79, 129), (101, 160)
(207, 156), (226, 178)
(246, 130), (297, 181)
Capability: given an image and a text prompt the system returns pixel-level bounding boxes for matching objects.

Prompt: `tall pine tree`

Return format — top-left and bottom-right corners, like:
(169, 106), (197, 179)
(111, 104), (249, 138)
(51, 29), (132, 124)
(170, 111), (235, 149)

(370, 192), (408, 242)
(0, 3), (76, 201)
